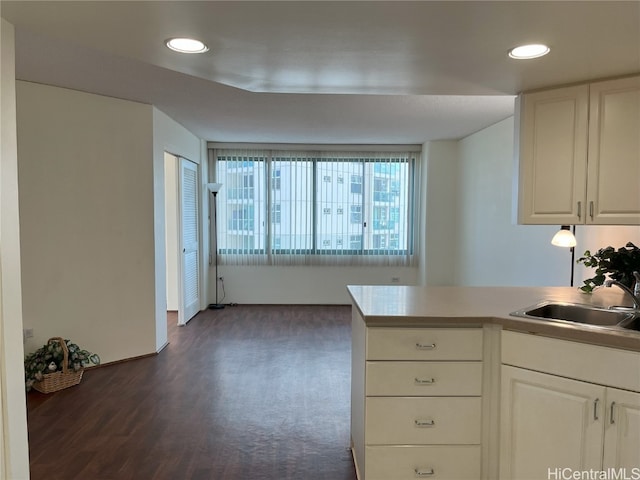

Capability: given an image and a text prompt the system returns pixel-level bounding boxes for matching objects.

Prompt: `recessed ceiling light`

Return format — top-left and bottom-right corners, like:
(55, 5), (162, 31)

(508, 44), (550, 60)
(165, 37), (209, 54)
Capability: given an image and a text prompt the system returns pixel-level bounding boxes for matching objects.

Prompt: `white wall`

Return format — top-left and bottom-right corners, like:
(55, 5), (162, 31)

(16, 84), (206, 365)
(454, 117), (640, 287)
(152, 108), (205, 342)
(17, 82), (157, 364)
(211, 265), (419, 305)
(0, 19), (30, 480)
(164, 152), (179, 311)
(420, 141), (459, 286)
(454, 117), (570, 286)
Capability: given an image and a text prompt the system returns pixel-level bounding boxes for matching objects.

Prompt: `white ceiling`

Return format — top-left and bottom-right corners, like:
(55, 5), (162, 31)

(2, 1), (639, 144)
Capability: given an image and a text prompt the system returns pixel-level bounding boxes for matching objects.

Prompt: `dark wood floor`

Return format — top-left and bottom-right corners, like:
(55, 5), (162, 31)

(27, 305), (357, 480)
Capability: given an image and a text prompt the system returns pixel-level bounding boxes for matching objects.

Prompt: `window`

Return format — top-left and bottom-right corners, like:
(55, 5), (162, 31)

(271, 204), (281, 224)
(216, 153), (266, 255)
(350, 175), (363, 194)
(229, 206), (254, 231)
(373, 206), (389, 230)
(271, 169), (281, 190)
(373, 234), (387, 249)
(374, 177), (391, 202)
(350, 205), (362, 224)
(214, 149), (417, 265)
(389, 234), (399, 248)
(350, 235), (362, 249)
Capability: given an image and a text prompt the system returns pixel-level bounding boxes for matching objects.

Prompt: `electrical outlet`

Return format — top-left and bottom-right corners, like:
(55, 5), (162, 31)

(391, 277), (400, 283)
(23, 328), (34, 339)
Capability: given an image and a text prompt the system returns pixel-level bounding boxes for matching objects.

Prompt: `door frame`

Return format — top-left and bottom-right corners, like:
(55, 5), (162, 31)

(164, 151), (206, 327)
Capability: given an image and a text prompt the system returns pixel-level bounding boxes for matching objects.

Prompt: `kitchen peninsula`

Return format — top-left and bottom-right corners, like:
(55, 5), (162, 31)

(348, 285), (640, 480)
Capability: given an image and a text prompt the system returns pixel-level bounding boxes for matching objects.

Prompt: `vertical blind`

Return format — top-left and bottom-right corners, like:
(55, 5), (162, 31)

(214, 149), (419, 266)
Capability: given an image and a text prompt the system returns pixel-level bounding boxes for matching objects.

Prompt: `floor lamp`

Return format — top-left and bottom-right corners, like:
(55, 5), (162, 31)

(551, 225), (577, 286)
(207, 183), (224, 309)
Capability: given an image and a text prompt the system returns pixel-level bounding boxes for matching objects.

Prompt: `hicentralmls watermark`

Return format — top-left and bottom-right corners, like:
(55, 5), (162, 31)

(548, 468), (640, 480)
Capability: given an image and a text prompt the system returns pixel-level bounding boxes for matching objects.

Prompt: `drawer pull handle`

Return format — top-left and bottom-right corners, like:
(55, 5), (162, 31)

(415, 468), (435, 477)
(414, 419), (435, 427)
(610, 401), (616, 425)
(594, 398), (600, 421)
(415, 342), (436, 350)
(414, 377), (436, 385)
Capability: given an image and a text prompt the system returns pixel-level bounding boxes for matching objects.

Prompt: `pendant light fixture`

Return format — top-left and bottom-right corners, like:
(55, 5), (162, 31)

(551, 225), (577, 248)
(551, 225), (577, 286)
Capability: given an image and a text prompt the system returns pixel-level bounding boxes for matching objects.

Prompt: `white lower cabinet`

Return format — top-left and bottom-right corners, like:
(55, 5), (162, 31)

(351, 312), (484, 480)
(500, 332), (640, 480)
(500, 365), (604, 479)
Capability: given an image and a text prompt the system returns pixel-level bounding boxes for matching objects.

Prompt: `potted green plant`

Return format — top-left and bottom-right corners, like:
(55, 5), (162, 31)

(576, 242), (640, 293)
(24, 337), (100, 393)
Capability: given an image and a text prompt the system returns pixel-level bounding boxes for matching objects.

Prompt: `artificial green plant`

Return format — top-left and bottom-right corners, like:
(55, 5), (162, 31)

(576, 242), (640, 293)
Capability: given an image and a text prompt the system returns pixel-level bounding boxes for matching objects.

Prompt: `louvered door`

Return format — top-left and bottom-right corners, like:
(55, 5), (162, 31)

(179, 158), (200, 324)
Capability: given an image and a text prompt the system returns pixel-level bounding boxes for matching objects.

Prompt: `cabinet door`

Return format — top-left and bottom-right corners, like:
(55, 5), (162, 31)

(603, 388), (640, 469)
(587, 75), (640, 224)
(517, 85), (589, 224)
(500, 365), (605, 480)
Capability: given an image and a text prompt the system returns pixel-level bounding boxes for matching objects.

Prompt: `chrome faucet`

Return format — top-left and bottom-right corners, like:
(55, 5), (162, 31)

(604, 273), (640, 310)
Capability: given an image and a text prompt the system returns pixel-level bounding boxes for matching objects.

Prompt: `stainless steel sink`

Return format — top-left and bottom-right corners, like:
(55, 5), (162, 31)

(510, 301), (640, 332)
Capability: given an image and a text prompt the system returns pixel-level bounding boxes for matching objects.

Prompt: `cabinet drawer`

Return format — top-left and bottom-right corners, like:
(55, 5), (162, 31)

(367, 327), (483, 360)
(366, 397), (481, 445)
(366, 361), (482, 396)
(365, 445), (481, 480)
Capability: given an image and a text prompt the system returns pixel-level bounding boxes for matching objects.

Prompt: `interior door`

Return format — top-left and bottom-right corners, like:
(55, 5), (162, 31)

(179, 158), (200, 325)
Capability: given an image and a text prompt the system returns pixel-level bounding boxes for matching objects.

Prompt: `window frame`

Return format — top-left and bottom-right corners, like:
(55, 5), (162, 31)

(213, 148), (418, 266)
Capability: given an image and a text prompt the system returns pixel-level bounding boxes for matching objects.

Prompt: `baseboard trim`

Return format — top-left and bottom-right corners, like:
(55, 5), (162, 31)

(89, 350), (160, 370)
(351, 446), (362, 480)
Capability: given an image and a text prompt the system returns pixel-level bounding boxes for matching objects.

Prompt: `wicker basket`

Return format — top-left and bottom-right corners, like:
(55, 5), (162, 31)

(32, 337), (84, 394)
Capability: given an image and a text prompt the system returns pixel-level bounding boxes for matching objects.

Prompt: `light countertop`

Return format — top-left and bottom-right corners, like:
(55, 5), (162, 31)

(347, 285), (640, 351)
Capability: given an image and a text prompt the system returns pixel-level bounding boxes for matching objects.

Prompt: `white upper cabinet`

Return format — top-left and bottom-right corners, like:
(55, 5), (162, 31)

(516, 84), (589, 224)
(516, 75), (640, 225)
(587, 76), (640, 224)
